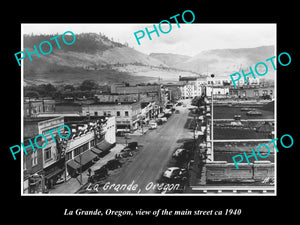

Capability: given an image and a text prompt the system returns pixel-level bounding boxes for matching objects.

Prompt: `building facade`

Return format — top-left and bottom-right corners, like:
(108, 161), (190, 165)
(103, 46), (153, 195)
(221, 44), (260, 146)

(179, 76), (206, 99)
(229, 85), (274, 99)
(23, 116), (66, 193)
(24, 98), (56, 117)
(64, 116), (116, 180)
(82, 102), (141, 132)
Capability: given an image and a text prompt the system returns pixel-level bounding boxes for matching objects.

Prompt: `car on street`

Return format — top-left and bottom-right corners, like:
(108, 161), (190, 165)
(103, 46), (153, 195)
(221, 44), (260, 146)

(172, 148), (190, 161)
(115, 151), (133, 158)
(103, 159), (122, 170)
(149, 121), (157, 129)
(172, 148), (186, 158)
(90, 166), (108, 182)
(162, 167), (188, 181)
(161, 117), (167, 122)
(128, 142), (138, 150)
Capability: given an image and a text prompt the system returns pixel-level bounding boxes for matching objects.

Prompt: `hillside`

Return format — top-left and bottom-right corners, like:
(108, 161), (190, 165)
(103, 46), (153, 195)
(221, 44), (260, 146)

(177, 46), (275, 78)
(150, 46), (276, 79)
(23, 33), (274, 86)
(149, 53), (191, 68)
(23, 33), (173, 86)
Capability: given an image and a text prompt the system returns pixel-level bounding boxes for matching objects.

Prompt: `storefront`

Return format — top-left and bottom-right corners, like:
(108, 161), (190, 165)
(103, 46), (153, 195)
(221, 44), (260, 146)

(28, 174), (44, 194)
(66, 149), (98, 178)
(43, 158), (65, 189)
(91, 139), (114, 157)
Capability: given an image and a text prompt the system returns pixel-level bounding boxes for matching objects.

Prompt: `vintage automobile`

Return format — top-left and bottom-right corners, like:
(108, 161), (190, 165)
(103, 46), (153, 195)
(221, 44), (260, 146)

(103, 159), (122, 170)
(162, 167), (188, 181)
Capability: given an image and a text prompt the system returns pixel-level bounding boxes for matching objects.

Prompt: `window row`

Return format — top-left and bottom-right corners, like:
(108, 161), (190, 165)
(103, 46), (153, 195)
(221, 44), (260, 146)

(93, 110), (129, 117)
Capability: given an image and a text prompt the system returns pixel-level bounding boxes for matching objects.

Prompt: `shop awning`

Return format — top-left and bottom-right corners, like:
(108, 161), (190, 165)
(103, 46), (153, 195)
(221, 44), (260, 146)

(93, 140), (113, 154)
(44, 167), (64, 180)
(67, 150), (97, 170)
(91, 147), (102, 154)
(67, 160), (80, 170)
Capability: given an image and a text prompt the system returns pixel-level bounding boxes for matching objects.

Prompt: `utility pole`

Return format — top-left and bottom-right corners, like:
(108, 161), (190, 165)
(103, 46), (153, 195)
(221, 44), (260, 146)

(80, 154), (82, 185)
(210, 74), (214, 161)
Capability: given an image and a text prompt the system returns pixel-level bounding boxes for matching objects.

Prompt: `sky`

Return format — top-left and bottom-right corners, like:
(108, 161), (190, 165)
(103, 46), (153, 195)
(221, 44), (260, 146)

(22, 23), (276, 57)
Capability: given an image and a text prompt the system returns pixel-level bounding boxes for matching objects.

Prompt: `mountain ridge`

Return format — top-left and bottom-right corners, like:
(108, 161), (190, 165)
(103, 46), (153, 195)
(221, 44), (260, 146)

(23, 33), (275, 85)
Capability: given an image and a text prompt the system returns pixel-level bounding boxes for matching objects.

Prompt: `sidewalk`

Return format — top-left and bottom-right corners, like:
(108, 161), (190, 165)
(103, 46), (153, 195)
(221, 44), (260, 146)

(48, 144), (125, 194)
(129, 126), (150, 136)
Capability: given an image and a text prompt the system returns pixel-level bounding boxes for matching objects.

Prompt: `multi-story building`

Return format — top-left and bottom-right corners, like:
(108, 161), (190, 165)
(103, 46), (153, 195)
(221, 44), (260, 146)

(23, 138), (44, 194)
(64, 116), (116, 180)
(205, 76), (230, 97)
(23, 98), (56, 117)
(179, 76), (206, 99)
(23, 116), (66, 193)
(179, 75), (261, 99)
(82, 102), (141, 132)
(229, 85), (274, 99)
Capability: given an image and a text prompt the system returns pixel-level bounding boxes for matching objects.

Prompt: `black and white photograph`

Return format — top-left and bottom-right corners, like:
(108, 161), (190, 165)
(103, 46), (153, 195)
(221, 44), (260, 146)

(21, 23), (277, 195)
(4, 4), (298, 222)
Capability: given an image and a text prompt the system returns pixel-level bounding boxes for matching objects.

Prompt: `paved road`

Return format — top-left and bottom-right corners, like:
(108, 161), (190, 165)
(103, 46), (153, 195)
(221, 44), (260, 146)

(102, 101), (194, 194)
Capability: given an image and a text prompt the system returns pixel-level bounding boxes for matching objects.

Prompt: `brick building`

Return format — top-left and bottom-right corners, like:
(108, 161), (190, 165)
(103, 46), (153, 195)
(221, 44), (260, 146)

(23, 98), (56, 117)
(23, 116), (66, 193)
(82, 102), (141, 132)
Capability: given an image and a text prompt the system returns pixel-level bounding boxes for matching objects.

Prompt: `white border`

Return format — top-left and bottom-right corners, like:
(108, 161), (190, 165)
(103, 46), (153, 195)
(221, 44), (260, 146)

(21, 23), (277, 196)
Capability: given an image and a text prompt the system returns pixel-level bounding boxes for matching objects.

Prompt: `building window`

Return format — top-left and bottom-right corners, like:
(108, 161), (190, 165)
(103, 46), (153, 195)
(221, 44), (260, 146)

(125, 111), (129, 117)
(94, 111), (98, 116)
(32, 151), (38, 166)
(74, 143), (89, 157)
(90, 139), (96, 147)
(116, 111), (120, 117)
(254, 90), (259, 96)
(263, 90), (268, 95)
(66, 151), (72, 161)
(74, 147), (81, 157)
(44, 147), (52, 161)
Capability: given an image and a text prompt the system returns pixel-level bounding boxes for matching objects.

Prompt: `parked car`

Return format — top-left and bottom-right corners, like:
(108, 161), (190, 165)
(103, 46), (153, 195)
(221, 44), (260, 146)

(172, 148), (186, 158)
(161, 117), (167, 122)
(162, 167), (188, 181)
(90, 166), (108, 182)
(149, 121), (157, 129)
(115, 151), (133, 158)
(128, 142), (138, 150)
(104, 159), (122, 170)
(156, 119), (163, 125)
(173, 148), (190, 160)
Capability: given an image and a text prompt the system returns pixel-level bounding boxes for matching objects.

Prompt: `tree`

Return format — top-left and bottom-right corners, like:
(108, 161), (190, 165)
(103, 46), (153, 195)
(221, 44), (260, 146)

(25, 91), (40, 98)
(64, 84), (75, 91)
(79, 80), (98, 91)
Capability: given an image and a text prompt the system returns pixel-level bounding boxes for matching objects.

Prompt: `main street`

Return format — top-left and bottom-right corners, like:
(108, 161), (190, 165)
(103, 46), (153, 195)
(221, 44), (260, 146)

(102, 99), (194, 194)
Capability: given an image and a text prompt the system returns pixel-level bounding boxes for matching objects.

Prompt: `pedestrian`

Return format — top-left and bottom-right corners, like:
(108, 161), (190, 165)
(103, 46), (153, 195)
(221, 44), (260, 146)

(88, 168), (92, 177)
